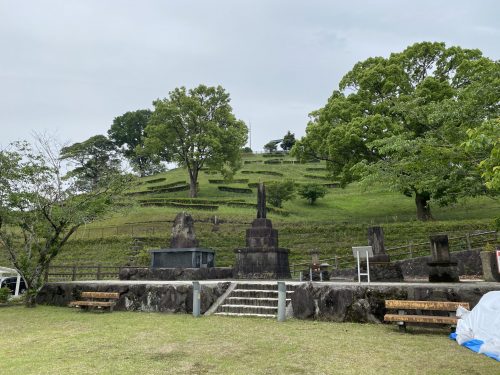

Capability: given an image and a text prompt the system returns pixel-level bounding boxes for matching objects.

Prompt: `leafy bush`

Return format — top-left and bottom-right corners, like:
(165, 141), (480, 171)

(304, 174), (331, 180)
(146, 180), (187, 190)
(144, 177), (166, 184)
(0, 287), (11, 303)
(266, 180), (295, 208)
(218, 186), (253, 194)
(298, 183), (328, 205)
(241, 170), (284, 176)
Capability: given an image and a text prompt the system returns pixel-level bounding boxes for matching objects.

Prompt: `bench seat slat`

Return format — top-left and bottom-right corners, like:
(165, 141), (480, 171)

(80, 292), (119, 299)
(385, 300), (469, 311)
(69, 301), (114, 307)
(384, 314), (458, 325)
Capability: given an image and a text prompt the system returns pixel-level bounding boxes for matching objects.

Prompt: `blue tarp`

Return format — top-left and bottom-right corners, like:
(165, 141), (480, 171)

(450, 332), (500, 362)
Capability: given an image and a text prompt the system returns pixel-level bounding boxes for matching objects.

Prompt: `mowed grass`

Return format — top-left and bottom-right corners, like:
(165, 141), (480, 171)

(1, 306), (498, 375)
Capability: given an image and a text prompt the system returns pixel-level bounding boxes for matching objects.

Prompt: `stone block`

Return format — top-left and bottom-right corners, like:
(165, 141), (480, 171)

(428, 261), (459, 282)
(480, 251), (500, 282)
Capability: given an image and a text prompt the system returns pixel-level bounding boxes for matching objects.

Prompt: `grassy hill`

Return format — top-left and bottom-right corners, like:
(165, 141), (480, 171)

(1, 152), (498, 269)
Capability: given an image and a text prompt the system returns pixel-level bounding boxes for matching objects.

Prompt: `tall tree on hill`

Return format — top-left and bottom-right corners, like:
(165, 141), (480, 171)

(0, 137), (130, 307)
(293, 42), (500, 220)
(281, 131), (296, 151)
(145, 85), (248, 198)
(60, 135), (121, 192)
(108, 109), (165, 177)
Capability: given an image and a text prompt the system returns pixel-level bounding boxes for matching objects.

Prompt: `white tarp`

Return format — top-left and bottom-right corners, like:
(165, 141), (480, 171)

(456, 291), (500, 357)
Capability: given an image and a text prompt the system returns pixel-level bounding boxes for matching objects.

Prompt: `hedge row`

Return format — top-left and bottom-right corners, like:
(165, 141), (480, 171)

(208, 179), (249, 184)
(226, 201), (289, 216)
(304, 174), (331, 180)
(247, 181), (277, 188)
(139, 201), (219, 210)
(263, 159), (282, 164)
(241, 170), (284, 176)
(203, 170), (219, 175)
(306, 167), (326, 171)
(244, 160), (263, 164)
(149, 184), (190, 193)
(146, 180), (186, 190)
(218, 186), (253, 194)
(262, 153), (286, 158)
(144, 177), (166, 184)
(324, 183), (340, 188)
(143, 197), (246, 205)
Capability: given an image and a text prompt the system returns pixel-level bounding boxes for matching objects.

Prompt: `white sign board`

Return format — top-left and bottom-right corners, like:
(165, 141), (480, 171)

(352, 246), (373, 258)
(497, 250), (500, 274)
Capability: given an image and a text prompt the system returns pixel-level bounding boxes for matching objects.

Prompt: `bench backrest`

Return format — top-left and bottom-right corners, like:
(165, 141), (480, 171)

(81, 292), (120, 299)
(385, 300), (470, 311)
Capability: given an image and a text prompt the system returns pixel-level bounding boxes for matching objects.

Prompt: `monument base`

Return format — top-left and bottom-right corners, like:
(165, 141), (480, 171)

(234, 248), (291, 279)
(428, 261), (459, 282)
(480, 251), (500, 282)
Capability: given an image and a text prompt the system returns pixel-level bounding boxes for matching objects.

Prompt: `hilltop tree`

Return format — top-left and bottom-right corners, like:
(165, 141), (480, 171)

(108, 109), (165, 177)
(293, 42), (500, 220)
(0, 138), (130, 307)
(145, 85), (247, 198)
(264, 140), (279, 153)
(281, 131), (296, 151)
(60, 135), (121, 192)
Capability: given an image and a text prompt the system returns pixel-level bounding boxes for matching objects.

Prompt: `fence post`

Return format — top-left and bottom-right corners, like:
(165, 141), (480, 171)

(334, 255), (338, 270)
(96, 264), (101, 280)
(277, 281), (286, 322)
(466, 233), (471, 251)
(192, 282), (201, 318)
(408, 241), (413, 259)
(72, 265), (77, 281)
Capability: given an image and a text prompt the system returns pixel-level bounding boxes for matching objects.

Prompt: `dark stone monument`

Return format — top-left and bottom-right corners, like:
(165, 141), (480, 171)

(357, 226), (403, 282)
(427, 234), (459, 282)
(367, 226), (390, 263)
(150, 212), (215, 269)
(234, 183), (291, 278)
(480, 251), (500, 282)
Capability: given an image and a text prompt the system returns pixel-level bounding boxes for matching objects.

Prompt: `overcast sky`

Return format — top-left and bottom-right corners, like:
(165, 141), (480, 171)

(1, 0), (499, 150)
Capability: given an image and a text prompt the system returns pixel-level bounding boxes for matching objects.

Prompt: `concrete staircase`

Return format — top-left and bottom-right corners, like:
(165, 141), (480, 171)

(214, 282), (296, 318)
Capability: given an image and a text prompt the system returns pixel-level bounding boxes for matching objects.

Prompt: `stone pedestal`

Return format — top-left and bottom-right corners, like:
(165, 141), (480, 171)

(428, 234), (459, 282)
(234, 218), (290, 279)
(480, 251), (500, 282)
(356, 262), (404, 282)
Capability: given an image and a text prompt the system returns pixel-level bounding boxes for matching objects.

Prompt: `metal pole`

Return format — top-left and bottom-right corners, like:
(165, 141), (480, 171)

(366, 251), (370, 284)
(299, 271), (303, 282)
(357, 251), (361, 283)
(277, 281), (286, 322)
(309, 268), (312, 281)
(15, 274), (21, 296)
(192, 281), (201, 318)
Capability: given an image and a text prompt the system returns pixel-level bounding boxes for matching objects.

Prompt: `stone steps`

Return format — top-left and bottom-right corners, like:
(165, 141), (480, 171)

(214, 282), (296, 318)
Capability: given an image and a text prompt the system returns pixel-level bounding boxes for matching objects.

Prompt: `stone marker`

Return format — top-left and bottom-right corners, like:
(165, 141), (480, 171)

(427, 234), (459, 282)
(234, 183), (291, 279)
(480, 250), (500, 282)
(171, 212), (199, 248)
(367, 226), (390, 263)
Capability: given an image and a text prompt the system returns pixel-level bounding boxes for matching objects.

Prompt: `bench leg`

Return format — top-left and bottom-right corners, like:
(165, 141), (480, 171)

(398, 322), (406, 332)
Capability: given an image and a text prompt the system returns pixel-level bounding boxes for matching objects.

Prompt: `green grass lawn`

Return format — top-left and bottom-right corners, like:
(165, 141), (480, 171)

(0, 306), (498, 374)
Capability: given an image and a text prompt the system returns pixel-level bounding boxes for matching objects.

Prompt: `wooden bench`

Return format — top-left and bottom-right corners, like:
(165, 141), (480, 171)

(384, 300), (470, 332)
(69, 292), (120, 312)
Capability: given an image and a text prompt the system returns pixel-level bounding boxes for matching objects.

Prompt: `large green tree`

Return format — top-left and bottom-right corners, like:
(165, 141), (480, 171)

(108, 109), (165, 177)
(60, 135), (121, 191)
(293, 42), (500, 220)
(145, 85), (248, 197)
(0, 138), (130, 307)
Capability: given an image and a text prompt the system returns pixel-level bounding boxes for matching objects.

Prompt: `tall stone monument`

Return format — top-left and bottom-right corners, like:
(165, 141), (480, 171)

(427, 234), (459, 282)
(234, 183), (291, 278)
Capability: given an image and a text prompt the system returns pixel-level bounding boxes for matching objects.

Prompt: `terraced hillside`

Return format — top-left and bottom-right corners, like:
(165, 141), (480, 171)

(0, 152), (498, 270)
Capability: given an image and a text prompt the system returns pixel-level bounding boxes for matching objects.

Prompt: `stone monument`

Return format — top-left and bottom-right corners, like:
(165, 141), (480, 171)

(427, 234), (459, 282)
(357, 226), (403, 282)
(234, 183), (291, 278)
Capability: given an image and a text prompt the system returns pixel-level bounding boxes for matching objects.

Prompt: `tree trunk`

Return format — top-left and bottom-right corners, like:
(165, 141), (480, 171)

(25, 291), (37, 308)
(189, 169), (198, 198)
(415, 192), (432, 221)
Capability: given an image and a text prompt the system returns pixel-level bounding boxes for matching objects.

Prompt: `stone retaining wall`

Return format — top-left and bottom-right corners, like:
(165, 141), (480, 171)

(290, 281), (499, 323)
(119, 267), (233, 281)
(36, 281), (230, 314)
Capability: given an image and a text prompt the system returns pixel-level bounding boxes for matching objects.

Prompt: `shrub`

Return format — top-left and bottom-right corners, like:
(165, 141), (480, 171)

(0, 287), (11, 303)
(147, 180), (187, 190)
(263, 159), (282, 164)
(218, 186), (253, 194)
(298, 183), (328, 205)
(266, 180), (295, 208)
(304, 174), (331, 180)
(241, 170), (284, 176)
(144, 177), (166, 184)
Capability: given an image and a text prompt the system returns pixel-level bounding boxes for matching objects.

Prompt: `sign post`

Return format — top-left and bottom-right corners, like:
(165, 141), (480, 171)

(352, 246), (373, 284)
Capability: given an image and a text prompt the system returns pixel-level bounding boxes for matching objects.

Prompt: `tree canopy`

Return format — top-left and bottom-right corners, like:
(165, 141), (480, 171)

(293, 42), (500, 220)
(145, 85), (248, 197)
(0, 138), (130, 306)
(108, 109), (165, 177)
(60, 135), (121, 192)
(281, 131), (296, 151)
